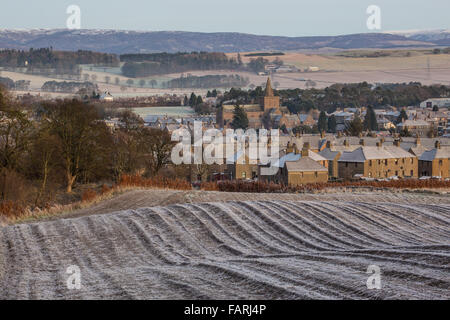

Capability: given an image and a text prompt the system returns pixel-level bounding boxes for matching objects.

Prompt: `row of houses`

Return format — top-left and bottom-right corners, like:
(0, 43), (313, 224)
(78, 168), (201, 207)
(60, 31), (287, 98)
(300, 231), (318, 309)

(221, 135), (450, 186)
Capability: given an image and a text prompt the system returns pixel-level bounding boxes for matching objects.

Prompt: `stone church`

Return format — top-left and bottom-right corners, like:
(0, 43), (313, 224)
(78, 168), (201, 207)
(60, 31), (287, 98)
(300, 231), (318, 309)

(218, 77), (292, 129)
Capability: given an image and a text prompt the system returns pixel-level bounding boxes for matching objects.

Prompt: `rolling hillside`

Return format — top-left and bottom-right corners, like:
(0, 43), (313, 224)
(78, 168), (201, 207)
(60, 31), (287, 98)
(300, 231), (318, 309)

(0, 29), (437, 54)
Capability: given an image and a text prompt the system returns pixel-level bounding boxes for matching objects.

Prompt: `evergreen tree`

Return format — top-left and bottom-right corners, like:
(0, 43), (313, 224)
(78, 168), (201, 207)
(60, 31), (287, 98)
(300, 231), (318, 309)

(346, 116), (363, 136)
(327, 114), (337, 133)
(196, 96), (203, 105)
(188, 92), (197, 106)
(396, 109), (408, 124)
(318, 111), (328, 133)
(231, 105), (249, 130)
(363, 106), (378, 131)
(237, 53), (243, 66)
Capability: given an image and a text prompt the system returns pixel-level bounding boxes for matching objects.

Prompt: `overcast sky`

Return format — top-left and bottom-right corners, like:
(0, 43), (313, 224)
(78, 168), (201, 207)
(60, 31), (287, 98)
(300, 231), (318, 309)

(1, 0), (449, 36)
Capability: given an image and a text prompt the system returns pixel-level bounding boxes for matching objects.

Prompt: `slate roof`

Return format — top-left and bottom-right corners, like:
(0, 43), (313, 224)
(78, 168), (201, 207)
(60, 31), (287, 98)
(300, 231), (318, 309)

(338, 146), (415, 163)
(272, 151), (327, 168)
(319, 148), (340, 161)
(419, 147), (450, 161)
(285, 157), (328, 172)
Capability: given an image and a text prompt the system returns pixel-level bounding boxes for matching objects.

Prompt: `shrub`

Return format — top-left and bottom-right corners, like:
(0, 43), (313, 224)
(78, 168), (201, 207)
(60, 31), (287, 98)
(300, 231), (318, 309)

(81, 189), (97, 202)
(0, 201), (26, 218)
(201, 179), (450, 193)
(118, 174), (191, 190)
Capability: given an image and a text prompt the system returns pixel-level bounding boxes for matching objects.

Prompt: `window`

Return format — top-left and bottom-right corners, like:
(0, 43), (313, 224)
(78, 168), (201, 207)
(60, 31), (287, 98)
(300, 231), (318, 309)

(345, 162), (348, 167)
(369, 160), (372, 166)
(439, 160), (443, 166)
(410, 170), (414, 176)
(395, 159), (398, 165)
(314, 172), (318, 178)
(395, 171), (398, 176)
(410, 158), (414, 164)
(355, 162), (357, 168)
(242, 171), (246, 179)
(402, 159), (405, 164)
(385, 159), (388, 165)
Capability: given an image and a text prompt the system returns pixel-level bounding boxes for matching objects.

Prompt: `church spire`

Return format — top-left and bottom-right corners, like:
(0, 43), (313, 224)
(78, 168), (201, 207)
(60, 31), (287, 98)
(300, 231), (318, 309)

(265, 77), (274, 97)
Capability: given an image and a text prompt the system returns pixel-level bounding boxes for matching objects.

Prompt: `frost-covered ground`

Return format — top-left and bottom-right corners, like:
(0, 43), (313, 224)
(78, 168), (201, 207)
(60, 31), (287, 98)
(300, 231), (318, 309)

(1, 194), (449, 300)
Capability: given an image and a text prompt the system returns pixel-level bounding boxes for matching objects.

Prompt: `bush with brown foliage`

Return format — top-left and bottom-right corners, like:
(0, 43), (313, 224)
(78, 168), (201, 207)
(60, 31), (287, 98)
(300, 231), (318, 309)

(118, 174), (192, 190)
(201, 179), (450, 193)
(0, 201), (26, 219)
(81, 189), (98, 202)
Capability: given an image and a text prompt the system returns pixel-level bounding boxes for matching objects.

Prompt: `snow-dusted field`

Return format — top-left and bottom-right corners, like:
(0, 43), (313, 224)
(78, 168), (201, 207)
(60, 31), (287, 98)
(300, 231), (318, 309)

(0, 198), (449, 299)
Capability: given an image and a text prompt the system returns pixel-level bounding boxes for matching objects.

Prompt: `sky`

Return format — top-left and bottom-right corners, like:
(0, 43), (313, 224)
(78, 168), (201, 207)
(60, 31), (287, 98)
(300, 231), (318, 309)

(0, 0), (449, 36)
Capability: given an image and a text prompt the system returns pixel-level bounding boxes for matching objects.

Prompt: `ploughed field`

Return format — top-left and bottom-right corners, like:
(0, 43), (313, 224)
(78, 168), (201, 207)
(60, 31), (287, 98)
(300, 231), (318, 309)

(0, 193), (449, 299)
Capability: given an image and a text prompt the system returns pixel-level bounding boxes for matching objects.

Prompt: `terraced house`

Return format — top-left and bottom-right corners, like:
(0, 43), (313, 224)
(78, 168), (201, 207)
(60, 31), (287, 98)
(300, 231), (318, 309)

(338, 139), (418, 179)
(262, 142), (328, 184)
(419, 141), (450, 178)
(281, 143), (329, 186)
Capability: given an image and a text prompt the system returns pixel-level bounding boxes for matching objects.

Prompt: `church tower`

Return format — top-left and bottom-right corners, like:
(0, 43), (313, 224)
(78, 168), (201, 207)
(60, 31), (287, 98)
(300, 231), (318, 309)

(263, 77), (280, 112)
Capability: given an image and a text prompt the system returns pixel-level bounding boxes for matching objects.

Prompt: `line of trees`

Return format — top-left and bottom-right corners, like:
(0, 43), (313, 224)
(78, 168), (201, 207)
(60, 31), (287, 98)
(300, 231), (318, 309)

(219, 82), (450, 113)
(164, 74), (249, 89)
(0, 77), (30, 90)
(0, 48), (119, 76)
(0, 86), (174, 208)
(41, 81), (98, 93)
(121, 52), (243, 77)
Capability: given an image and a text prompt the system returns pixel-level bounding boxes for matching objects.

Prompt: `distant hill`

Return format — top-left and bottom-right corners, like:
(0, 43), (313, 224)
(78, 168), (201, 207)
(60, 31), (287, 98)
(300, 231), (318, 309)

(389, 29), (450, 46)
(0, 29), (439, 54)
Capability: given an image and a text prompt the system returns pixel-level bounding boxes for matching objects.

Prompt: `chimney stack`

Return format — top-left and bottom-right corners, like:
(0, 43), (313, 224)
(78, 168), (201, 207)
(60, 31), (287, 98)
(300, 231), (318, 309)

(301, 142), (310, 157)
(435, 140), (441, 149)
(320, 131), (325, 139)
(359, 139), (365, 146)
(343, 139), (349, 147)
(415, 135), (421, 146)
(394, 139), (401, 147)
(286, 141), (293, 153)
(293, 143), (299, 154)
(326, 141), (332, 149)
